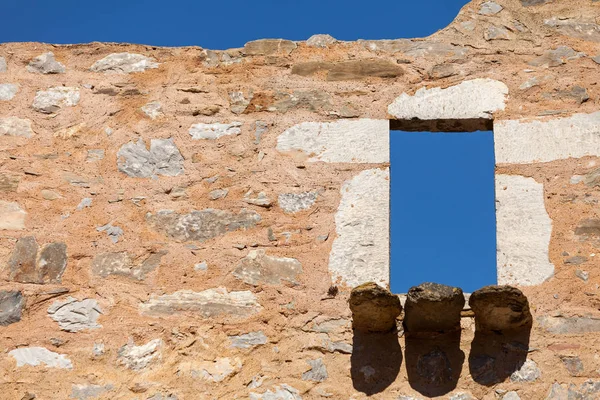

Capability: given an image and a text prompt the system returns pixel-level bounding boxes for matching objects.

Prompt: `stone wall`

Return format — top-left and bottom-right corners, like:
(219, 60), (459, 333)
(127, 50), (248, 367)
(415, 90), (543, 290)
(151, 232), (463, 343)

(1, 0), (600, 398)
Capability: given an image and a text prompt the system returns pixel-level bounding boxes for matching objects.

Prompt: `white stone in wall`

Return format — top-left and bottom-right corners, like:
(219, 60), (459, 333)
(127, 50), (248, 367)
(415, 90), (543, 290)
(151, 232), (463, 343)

(387, 78), (508, 120)
(189, 122), (242, 140)
(329, 168), (389, 287)
(495, 112), (600, 164)
(141, 101), (163, 119)
(0, 117), (33, 138)
(0, 83), (18, 101)
(0, 57), (6, 72)
(90, 53), (159, 73)
(496, 175), (554, 286)
(276, 119), (389, 163)
(9, 347), (73, 369)
(32, 87), (80, 113)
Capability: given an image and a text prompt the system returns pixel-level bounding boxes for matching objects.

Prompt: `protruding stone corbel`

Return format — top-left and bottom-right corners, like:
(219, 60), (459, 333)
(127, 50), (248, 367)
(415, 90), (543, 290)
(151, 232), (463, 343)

(349, 282), (402, 332)
(403, 282), (465, 334)
(469, 285), (532, 332)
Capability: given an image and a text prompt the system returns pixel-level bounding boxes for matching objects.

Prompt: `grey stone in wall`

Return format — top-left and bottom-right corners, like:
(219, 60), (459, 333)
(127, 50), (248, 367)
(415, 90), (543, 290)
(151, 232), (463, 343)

(91, 251), (166, 281)
(140, 288), (262, 318)
(250, 384), (302, 400)
(188, 122), (242, 139)
(147, 208), (260, 242)
(190, 357), (242, 382)
(117, 138), (184, 178)
(118, 339), (162, 370)
(47, 297), (102, 332)
(233, 249), (302, 285)
(329, 168), (389, 287)
(306, 34), (337, 48)
(0, 200), (26, 230)
(544, 17), (600, 43)
(494, 112), (600, 164)
(90, 53), (159, 73)
(277, 119), (389, 163)
(479, 1), (503, 15)
(0, 83), (18, 101)
(27, 52), (66, 74)
(0, 117), (33, 138)
(0, 291), (24, 326)
(359, 39), (468, 58)
(388, 79), (508, 120)
(538, 315), (600, 334)
(96, 223), (124, 243)
(528, 46), (584, 68)
(32, 87), (80, 113)
(229, 331), (268, 349)
(510, 359), (541, 382)
(70, 384), (114, 400)
(9, 237), (68, 284)
(496, 175), (553, 286)
(278, 192), (317, 213)
(0, 56), (6, 72)
(546, 381), (600, 399)
(243, 39), (297, 56)
(142, 101), (163, 119)
(302, 358), (328, 382)
(9, 347), (73, 369)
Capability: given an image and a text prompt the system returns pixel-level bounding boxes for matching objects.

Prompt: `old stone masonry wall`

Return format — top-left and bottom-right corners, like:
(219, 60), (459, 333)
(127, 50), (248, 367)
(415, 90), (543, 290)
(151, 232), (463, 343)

(1, 0), (600, 398)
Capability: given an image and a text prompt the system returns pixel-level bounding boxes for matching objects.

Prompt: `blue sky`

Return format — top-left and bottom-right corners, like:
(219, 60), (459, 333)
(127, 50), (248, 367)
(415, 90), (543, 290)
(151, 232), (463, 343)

(2, 0), (496, 293)
(1, 0), (468, 48)
(390, 131), (497, 293)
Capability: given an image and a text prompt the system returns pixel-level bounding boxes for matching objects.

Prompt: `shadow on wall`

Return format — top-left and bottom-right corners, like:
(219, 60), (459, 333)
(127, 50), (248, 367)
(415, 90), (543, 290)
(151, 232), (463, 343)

(351, 330), (403, 395)
(349, 282), (533, 396)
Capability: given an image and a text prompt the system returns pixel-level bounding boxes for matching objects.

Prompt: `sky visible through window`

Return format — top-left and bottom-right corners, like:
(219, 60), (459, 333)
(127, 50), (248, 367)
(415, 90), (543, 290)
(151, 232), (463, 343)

(390, 130), (497, 294)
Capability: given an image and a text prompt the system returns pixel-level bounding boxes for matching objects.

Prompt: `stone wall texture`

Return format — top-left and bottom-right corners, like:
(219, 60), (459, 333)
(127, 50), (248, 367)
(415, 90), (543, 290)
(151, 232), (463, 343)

(1, 0), (600, 398)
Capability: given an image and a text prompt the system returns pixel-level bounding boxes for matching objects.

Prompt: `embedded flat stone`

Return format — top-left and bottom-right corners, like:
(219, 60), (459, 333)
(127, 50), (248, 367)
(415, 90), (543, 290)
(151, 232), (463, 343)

(329, 169), (389, 287)
(32, 87), (80, 113)
(388, 79), (508, 120)
(0, 173), (20, 192)
(233, 249), (302, 285)
(140, 288), (262, 318)
(118, 339), (162, 370)
(0, 201), (26, 230)
(96, 223), (123, 243)
(479, 1), (503, 15)
(9, 347), (72, 369)
(469, 285), (532, 332)
(510, 359), (541, 382)
(349, 282), (402, 333)
(71, 384), (114, 400)
(546, 381), (600, 399)
(495, 175), (553, 285)
(9, 237), (67, 284)
(243, 39), (297, 56)
(277, 119), (389, 163)
(403, 282), (464, 334)
(528, 46), (583, 68)
(141, 101), (163, 119)
(0, 83), (18, 101)
(537, 315), (600, 334)
(117, 138), (184, 178)
(90, 53), (159, 73)
(250, 384), (302, 400)
(278, 192), (317, 213)
(0, 56), (6, 72)
(0, 117), (33, 138)
(188, 122), (242, 140)
(91, 251), (166, 281)
(185, 357), (242, 382)
(229, 331), (267, 349)
(359, 39), (468, 58)
(292, 59), (403, 81)
(306, 34), (337, 48)
(147, 208), (260, 242)
(0, 291), (24, 326)
(302, 358), (328, 382)
(545, 18), (600, 43)
(27, 52), (65, 74)
(47, 297), (102, 332)
(495, 112), (600, 164)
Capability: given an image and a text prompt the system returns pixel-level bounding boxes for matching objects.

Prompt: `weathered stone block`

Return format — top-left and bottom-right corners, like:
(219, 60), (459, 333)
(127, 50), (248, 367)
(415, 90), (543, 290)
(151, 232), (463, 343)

(27, 52), (65, 74)
(469, 286), (532, 332)
(90, 53), (159, 73)
(403, 282), (465, 334)
(188, 122), (242, 139)
(9, 347), (73, 369)
(229, 331), (267, 349)
(146, 208), (261, 242)
(278, 192), (317, 213)
(47, 297), (102, 332)
(329, 169), (389, 287)
(388, 79), (508, 120)
(117, 138), (184, 178)
(118, 339), (162, 370)
(0, 83), (18, 101)
(243, 39), (297, 56)
(495, 175), (553, 285)
(9, 237), (67, 284)
(495, 112), (600, 164)
(306, 34), (337, 48)
(349, 282), (402, 333)
(233, 249), (302, 285)
(0, 201), (26, 230)
(91, 251), (166, 280)
(0, 291), (24, 326)
(32, 87), (80, 113)
(0, 117), (33, 138)
(277, 119), (389, 163)
(140, 288), (262, 318)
